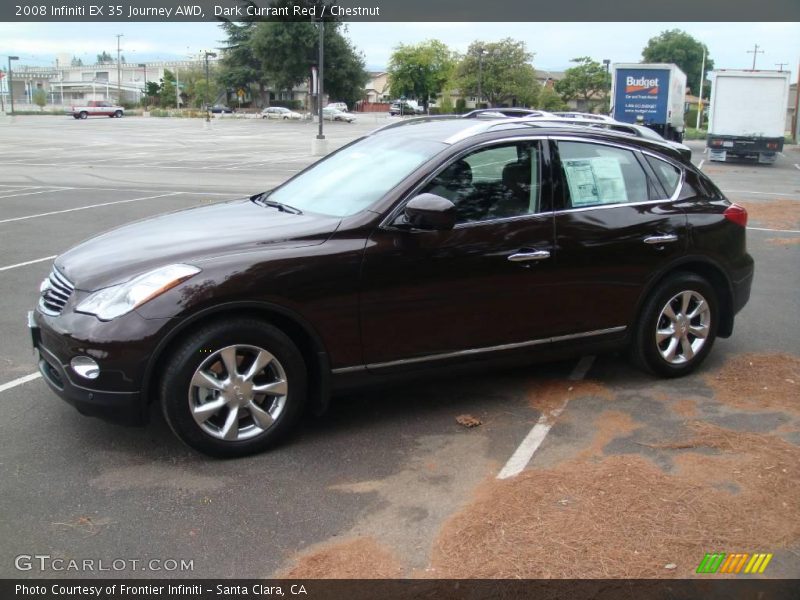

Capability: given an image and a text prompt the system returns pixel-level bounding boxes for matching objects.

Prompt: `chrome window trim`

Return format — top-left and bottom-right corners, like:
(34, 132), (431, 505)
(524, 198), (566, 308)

(379, 135), (550, 230)
(550, 136), (686, 205)
(331, 326), (627, 374)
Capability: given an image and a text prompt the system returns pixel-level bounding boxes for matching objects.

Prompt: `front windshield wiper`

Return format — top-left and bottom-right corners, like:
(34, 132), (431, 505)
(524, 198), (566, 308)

(251, 192), (303, 214)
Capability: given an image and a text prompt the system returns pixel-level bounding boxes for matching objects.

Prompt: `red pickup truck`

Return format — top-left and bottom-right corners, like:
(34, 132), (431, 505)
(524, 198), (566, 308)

(67, 101), (124, 119)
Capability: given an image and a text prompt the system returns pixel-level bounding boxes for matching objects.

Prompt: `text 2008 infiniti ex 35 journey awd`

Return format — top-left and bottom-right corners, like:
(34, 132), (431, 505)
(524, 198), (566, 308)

(30, 117), (753, 456)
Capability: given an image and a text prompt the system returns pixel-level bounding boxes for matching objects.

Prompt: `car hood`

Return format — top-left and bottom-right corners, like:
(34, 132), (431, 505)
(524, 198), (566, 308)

(56, 198), (341, 291)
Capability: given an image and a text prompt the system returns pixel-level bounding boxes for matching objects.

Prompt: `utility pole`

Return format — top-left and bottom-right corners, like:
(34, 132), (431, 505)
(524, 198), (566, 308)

(204, 51), (216, 122)
(317, 19), (325, 141)
(477, 47), (486, 108)
(747, 44), (763, 70)
(8, 56), (19, 115)
(116, 34), (123, 103)
(696, 48), (706, 129)
(793, 60), (800, 144)
(775, 63), (787, 72)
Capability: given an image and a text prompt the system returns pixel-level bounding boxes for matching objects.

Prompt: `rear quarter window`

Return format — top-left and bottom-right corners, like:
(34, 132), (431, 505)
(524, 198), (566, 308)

(645, 155), (682, 198)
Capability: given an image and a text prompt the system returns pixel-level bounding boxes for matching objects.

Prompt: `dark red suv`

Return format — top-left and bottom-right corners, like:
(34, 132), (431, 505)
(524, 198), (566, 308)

(30, 117), (754, 456)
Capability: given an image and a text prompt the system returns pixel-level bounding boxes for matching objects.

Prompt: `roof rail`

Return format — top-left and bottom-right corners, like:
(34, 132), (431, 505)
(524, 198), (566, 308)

(369, 115), (462, 135)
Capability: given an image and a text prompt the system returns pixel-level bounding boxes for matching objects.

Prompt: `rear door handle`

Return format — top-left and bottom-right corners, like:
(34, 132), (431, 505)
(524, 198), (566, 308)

(508, 250), (551, 262)
(644, 234), (678, 245)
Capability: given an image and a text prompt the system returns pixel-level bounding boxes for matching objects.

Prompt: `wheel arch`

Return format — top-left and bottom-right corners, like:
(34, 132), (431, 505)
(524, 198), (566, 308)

(632, 256), (735, 340)
(142, 301), (331, 416)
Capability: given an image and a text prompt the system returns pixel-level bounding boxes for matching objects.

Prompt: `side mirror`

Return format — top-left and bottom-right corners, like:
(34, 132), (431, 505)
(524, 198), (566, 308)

(403, 193), (456, 231)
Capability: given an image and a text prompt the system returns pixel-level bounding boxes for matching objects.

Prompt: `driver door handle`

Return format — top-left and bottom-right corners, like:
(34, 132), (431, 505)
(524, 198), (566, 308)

(644, 234), (678, 245)
(508, 250), (551, 262)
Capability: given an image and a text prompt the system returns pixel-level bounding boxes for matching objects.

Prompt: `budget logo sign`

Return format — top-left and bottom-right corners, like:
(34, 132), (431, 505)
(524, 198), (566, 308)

(625, 75), (659, 95)
(696, 552), (773, 574)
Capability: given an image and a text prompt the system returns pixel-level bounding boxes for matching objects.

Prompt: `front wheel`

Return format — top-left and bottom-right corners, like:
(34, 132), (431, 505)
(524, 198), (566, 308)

(160, 319), (307, 457)
(79, 112), (88, 119)
(114, 110), (123, 118)
(631, 273), (719, 377)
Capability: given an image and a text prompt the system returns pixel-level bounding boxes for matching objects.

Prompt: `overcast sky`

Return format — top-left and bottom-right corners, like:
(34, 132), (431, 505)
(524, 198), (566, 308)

(1, 21), (797, 81)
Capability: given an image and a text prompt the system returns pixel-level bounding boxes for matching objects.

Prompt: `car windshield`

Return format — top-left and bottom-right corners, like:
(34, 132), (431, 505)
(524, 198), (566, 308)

(268, 136), (447, 217)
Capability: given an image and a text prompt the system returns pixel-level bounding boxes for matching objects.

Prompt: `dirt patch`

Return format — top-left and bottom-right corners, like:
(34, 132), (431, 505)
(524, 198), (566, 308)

(767, 237), (800, 246)
(705, 353), (800, 413)
(527, 379), (615, 417)
(737, 199), (800, 229)
(430, 421), (800, 578)
(668, 398), (699, 418)
(280, 536), (403, 579)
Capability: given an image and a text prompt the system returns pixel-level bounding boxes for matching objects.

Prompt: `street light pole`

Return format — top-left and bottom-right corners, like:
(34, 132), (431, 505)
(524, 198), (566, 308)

(8, 56), (19, 115)
(696, 48), (706, 129)
(138, 63), (147, 109)
(477, 47), (485, 108)
(204, 51), (216, 122)
(116, 34), (123, 104)
(317, 19), (325, 140)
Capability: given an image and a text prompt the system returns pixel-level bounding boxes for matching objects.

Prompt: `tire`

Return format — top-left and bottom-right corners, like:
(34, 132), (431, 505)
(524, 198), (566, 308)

(631, 272), (718, 377)
(114, 110), (123, 118)
(79, 112), (88, 119)
(160, 318), (307, 457)
(73, 115), (80, 120)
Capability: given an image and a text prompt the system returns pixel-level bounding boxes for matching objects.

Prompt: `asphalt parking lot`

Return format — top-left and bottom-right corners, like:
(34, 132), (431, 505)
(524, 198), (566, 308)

(0, 115), (798, 579)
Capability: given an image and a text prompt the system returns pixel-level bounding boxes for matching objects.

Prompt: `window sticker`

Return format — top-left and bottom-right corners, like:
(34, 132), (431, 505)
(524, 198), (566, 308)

(563, 157), (628, 206)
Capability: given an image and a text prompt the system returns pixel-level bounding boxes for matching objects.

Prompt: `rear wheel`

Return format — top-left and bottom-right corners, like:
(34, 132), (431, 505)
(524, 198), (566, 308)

(631, 273), (718, 377)
(79, 112), (88, 119)
(160, 319), (307, 457)
(114, 110), (123, 118)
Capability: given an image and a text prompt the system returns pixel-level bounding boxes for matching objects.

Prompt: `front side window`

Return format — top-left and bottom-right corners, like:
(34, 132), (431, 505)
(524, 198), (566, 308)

(557, 141), (649, 208)
(422, 142), (542, 223)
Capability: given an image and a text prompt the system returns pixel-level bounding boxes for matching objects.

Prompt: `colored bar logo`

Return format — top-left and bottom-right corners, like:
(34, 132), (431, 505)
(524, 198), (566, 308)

(696, 552), (773, 574)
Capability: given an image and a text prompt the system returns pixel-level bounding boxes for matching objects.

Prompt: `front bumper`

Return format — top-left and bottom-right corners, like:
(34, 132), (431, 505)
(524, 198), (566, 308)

(28, 309), (170, 426)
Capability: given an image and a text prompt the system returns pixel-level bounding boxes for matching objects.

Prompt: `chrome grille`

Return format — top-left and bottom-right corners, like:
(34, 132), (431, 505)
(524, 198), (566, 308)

(39, 267), (74, 316)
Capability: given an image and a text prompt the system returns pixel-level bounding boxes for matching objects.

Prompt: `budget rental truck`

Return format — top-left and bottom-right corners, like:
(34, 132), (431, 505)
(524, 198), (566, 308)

(611, 63), (687, 141)
(706, 69), (790, 164)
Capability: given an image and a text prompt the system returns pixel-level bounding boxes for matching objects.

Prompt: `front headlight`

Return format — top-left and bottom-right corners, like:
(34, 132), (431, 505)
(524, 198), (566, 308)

(76, 264), (201, 321)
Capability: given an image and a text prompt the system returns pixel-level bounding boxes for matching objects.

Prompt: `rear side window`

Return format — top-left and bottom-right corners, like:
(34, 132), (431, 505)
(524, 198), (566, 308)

(557, 141), (649, 208)
(645, 155), (682, 198)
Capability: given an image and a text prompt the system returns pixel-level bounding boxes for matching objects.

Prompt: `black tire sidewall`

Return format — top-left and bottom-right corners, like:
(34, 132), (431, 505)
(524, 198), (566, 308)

(161, 319), (307, 457)
(634, 273), (719, 378)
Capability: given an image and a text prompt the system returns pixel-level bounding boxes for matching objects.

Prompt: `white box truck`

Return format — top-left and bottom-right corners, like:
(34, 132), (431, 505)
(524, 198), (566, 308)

(611, 63), (687, 141)
(707, 70), (790, 164)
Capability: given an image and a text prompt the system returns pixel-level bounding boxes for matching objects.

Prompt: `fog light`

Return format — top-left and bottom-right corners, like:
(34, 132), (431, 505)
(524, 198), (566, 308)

(70, 356), (100, 380)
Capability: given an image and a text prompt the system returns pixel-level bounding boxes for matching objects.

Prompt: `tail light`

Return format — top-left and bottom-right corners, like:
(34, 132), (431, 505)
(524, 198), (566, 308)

(766, 142), (778, 150)
(710, 139), (723, 147)
(723, 204), (748, 227)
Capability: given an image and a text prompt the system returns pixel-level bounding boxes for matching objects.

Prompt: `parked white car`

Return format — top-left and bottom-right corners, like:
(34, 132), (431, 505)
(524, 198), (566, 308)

(322, 108), (355, 122)
(325, 102), (348, 112)
(261, 107), (303, 120)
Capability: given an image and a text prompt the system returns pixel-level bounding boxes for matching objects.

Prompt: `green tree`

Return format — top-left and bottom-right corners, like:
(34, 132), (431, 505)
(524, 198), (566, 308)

(456, 38), (539, 107)
(97, 51), (113, 64)
(159, 69), (177, 108)
(642, 29), (713, 98)
(247, 19), (367, 109)
(32, 88), (47, 110)
(388, 40), (457, 110)
(554, 57), (610, 113)
(218, 21), (266, 104)
(536, 85), (567, 111)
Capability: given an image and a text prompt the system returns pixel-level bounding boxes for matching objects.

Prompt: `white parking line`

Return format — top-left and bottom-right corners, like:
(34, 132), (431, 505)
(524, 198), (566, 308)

(748, 226), (800, 234)
(0, 187), (72, 199)
(795, 164), (799, 171)
(725, 190), (800, 198)
(0, 192), (181, 224)
(497, 355), (596, 480)
(697, 159), (705, 170)
(0, 373), (41, 394)
(0, 255), (57, 272)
